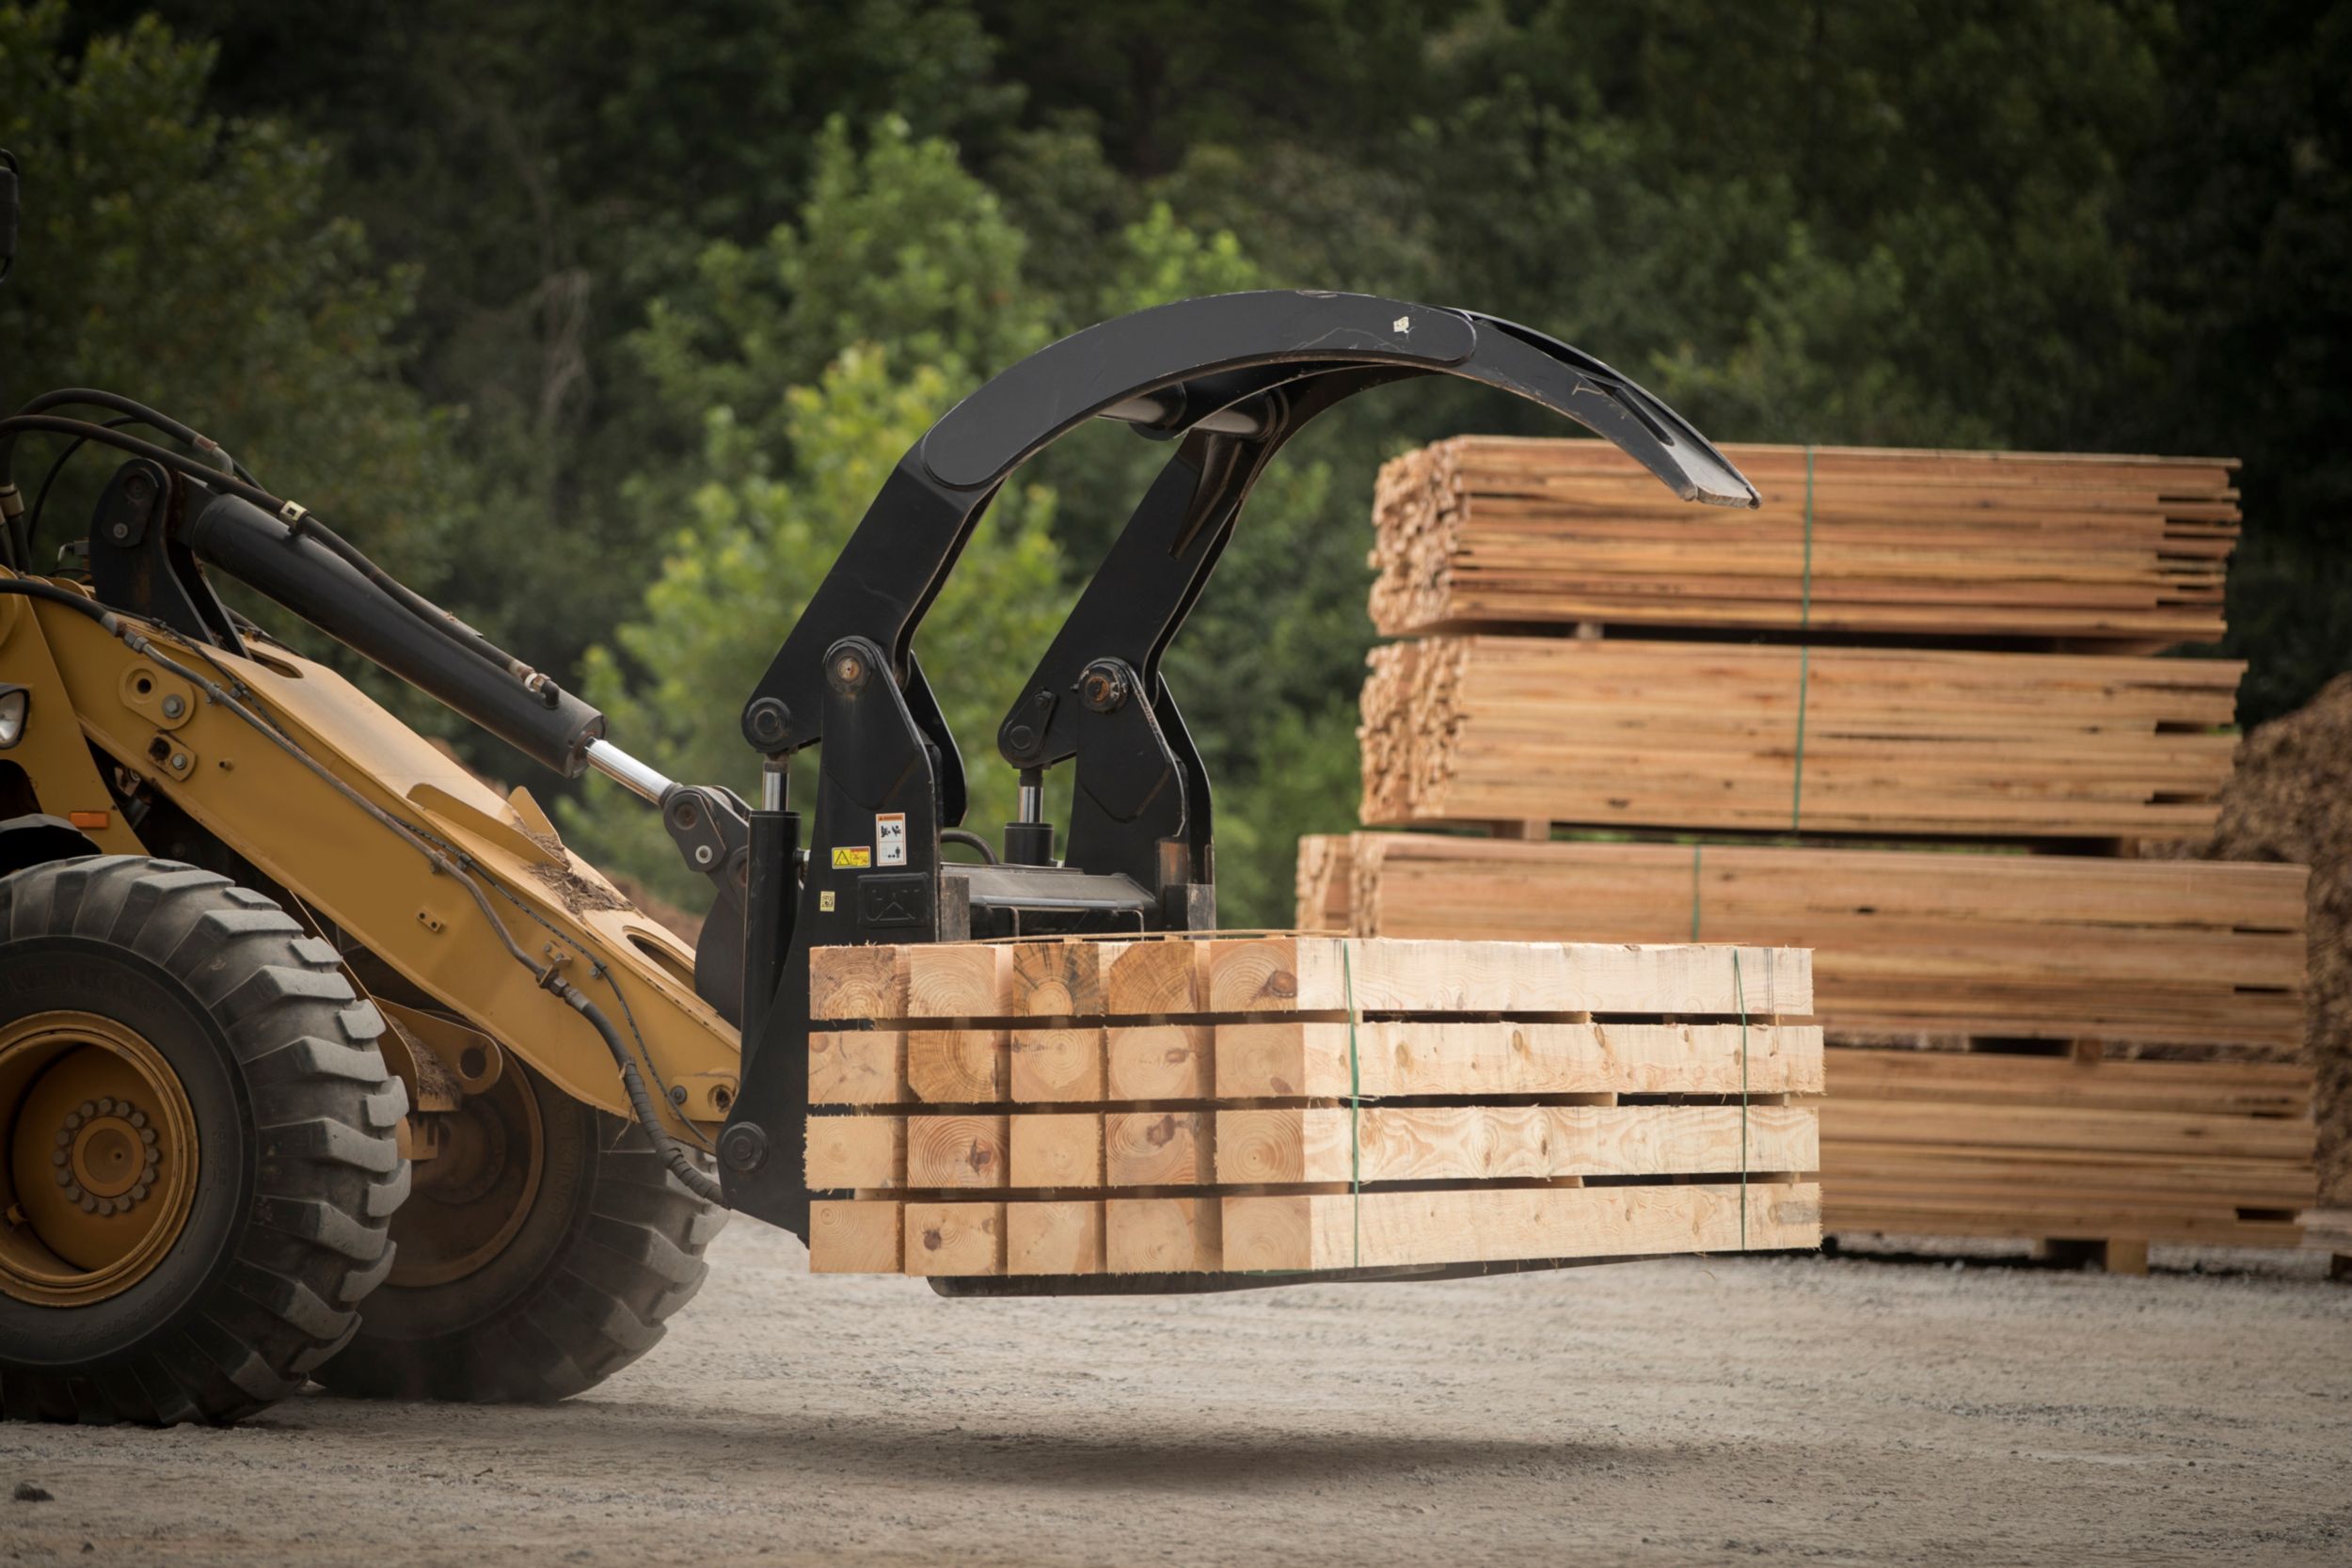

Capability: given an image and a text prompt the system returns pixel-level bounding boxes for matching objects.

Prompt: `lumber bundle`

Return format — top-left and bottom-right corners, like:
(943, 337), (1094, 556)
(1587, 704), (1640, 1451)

(1369, 438), (2239, 643)
(805, 935), (1823, 1278)
(1297, 833), (2308, 1053)
(1821, 1047), (2317, 1251)
(1358, 636), (2242, 838)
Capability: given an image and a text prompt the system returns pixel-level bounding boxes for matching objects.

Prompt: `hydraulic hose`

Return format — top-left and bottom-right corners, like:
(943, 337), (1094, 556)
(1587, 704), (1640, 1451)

(0, 577), (729, 1208)
(0, 413), (556, 696)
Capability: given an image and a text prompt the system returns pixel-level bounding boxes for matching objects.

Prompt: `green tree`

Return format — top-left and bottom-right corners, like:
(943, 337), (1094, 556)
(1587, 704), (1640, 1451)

(0, 2), (466, 586)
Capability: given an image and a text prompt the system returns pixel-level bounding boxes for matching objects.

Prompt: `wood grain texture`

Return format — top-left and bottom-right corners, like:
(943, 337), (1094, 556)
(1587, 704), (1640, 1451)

(1105, 938), (1205, 1014)
(1104, 1111), (1215, 1186)
(1359, 635), (2240, 838)
(1008, 1200), (1104, 1275)
(903, 1200), (1006, 1276)
(1106, 1196), (1221, 1273)
(809, 946), (904, 1022)
(1369, 437), (2238, 644)
(1009, 1113), (1103, 1188)
(1215, 1103), (1819, 1184)
(1205, 936), (1809, 1016)
(1222, 1181), (1822, 1271)
(808, 1030), (904, 1105)
(1311, 832), (2306, 1052)
(905, 1115), (1009, 1188)
(1214, 1019), (1822, 1099)
(808, 1199), (900, 1273)
(906, 1027), (1008, 1104)
(804, 1116), (904, 1189)
(1105, 1023), (1212, 1100)
(1010, 1026), (1104, 1101)
(1011, 940), (1105, 1016)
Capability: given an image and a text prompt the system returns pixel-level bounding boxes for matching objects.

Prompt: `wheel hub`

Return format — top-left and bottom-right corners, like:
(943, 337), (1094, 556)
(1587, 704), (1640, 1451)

(2, 1012), (200, 1307)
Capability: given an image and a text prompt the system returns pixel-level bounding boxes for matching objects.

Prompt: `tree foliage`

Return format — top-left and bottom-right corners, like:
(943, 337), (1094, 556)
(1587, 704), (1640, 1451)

(12, 0), (2350, 923)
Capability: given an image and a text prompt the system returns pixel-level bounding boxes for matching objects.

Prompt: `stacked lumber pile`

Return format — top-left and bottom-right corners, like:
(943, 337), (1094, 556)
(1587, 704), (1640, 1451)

(804, 935), (1822, 1279)
(1824, 1050), (2316, 1253)
(1358, 636), (2241, 838)
(1327, 436), (2322, 1266)
(1370, 438), (2238, 641)
(1300, 833), (2309, 1053)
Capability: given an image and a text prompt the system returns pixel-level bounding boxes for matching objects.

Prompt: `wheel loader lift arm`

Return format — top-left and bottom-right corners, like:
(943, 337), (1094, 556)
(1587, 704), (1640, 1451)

(713, 291), (1755, 1237)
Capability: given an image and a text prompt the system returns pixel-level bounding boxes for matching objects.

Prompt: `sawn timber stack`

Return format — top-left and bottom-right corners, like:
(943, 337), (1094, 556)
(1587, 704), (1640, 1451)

(803, 935), (1822, 1279)
(1359, 636), (2240, 839)
(1369, 437), (2238, 642)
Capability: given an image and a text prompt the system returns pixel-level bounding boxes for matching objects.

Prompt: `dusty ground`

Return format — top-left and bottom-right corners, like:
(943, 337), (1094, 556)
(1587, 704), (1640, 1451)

(2, 1226), (2345, 1567)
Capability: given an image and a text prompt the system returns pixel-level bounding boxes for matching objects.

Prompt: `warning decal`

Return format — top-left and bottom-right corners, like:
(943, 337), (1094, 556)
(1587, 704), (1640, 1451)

(876, 812), (908, 867)
(831, 846), (871, 869)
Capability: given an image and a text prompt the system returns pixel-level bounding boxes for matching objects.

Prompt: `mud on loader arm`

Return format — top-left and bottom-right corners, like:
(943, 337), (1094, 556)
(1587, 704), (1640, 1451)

(704, 291), (1756, 1241)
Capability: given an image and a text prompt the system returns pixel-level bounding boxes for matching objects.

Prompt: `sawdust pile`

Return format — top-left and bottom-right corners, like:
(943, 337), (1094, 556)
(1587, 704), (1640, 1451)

(2178, 673), (2352, 1205)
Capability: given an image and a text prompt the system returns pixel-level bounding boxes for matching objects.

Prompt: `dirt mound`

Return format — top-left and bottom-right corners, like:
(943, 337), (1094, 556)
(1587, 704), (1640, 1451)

(2190, 672), (2352, 1205)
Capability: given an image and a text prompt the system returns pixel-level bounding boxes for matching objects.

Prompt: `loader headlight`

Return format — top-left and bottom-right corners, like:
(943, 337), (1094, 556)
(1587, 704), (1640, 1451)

(0, 685), (26, 749)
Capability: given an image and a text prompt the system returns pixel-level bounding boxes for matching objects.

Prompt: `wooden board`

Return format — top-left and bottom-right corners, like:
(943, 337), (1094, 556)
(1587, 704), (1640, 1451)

(812, 935), (1810, 1023)
(1308, 833), (2306, 1053)
(1223, 1181), (1822, 1272)
(1358, 635), (2241, 838)
(810, 1100), (1820, 1195)
(1818, 1048), (2317, 1251)
(1369, 437), (2238, 645)
(1216, 1102), (1819, 1184)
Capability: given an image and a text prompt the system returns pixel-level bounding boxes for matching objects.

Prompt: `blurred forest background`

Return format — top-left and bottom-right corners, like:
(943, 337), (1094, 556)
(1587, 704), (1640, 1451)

(3, 0), (2345, 923)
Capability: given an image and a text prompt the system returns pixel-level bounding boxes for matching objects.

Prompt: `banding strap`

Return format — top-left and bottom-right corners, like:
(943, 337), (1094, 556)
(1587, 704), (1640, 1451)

(1733, 946), (1751, 1251)
(1343, 941), (1362, 1268)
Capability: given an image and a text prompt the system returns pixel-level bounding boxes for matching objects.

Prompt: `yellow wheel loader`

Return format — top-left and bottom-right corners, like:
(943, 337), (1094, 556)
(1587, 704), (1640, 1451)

(0, 155), (1757, 1422)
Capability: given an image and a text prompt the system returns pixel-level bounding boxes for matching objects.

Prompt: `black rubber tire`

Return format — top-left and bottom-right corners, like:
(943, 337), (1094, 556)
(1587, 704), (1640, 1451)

(313, 1060), (724, 1403)
(0, 856), (408, 1425)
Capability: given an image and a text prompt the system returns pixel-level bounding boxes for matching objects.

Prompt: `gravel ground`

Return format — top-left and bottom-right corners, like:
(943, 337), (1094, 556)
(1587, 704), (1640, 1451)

(2, 1224), (2346, 1567)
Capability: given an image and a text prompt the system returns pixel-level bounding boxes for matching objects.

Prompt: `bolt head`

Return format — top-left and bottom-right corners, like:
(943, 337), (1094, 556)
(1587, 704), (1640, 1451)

(161, 694), (185, 718)
(110, 523), (129, 540)
(693, 845), (715, 866)
(1006, 723), (1036, 753)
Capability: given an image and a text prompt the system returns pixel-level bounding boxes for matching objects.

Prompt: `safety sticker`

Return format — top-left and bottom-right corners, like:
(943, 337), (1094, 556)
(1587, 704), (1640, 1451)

(818, 890), (836, 912)
(876, 812), (908, 867)
(831, 846), (871, 869)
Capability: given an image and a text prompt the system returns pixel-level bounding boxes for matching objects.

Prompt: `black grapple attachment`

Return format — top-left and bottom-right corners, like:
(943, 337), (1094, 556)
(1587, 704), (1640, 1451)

(700, 290), (1757, 1233)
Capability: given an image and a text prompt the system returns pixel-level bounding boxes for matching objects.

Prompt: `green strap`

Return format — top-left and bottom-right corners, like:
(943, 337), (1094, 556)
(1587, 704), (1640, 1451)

(1689, 843), (1703, 941)
(1732, 946), (1750, 1251)
(1789, 446), (1815, 831)
(1343, 941), (1362, 1268)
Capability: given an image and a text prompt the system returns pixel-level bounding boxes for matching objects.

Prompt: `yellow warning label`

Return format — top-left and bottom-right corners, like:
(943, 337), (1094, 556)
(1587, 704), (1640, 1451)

(818, 890), (837, 912)
(831, 846), (871, 869)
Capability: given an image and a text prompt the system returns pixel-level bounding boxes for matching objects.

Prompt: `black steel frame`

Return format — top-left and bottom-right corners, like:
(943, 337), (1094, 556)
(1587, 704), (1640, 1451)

(711, 290), (1756, 1241)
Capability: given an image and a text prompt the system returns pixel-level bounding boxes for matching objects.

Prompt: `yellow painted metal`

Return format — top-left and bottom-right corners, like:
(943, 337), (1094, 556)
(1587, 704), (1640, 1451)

(7, 575), (740, 1137)
(0, 589), (146, 853)
(0, 1010), (199, 1307)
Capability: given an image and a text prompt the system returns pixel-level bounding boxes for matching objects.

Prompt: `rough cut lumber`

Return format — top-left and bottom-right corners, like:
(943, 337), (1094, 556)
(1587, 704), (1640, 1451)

(1369, 437), (2238, 644)
(1104, 1022), (1212, 1100)
(1215, 1019), (1822, 1100)
(903, 1200), (1006, 1276)
(1008, 1200), (1104, 1275)
(808, 1029), (904, 1105)
(1009, 1113), (1103, 1188)
(813, 935), (1811, 1022)
(1104, 1111), (1215, 1186)
(1822, 1047), (2316, 1250)
(1359, 635), (2241, 838)
(1223, 1181), (1822, 1272)
(808, 1100), (1822, 1193)
(905, 1115), (1009, 1188)
(1010, 1026), (1104, 1101)
(1216, 1103), (1819, 1185)
(1311, 833), (2306, 1053)
(805, 1116), (904, 1189)
(906, 1026), (1008, 1103)
(1105, 1197), (1222, 1273)
(809, 1199), (899, 1274)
